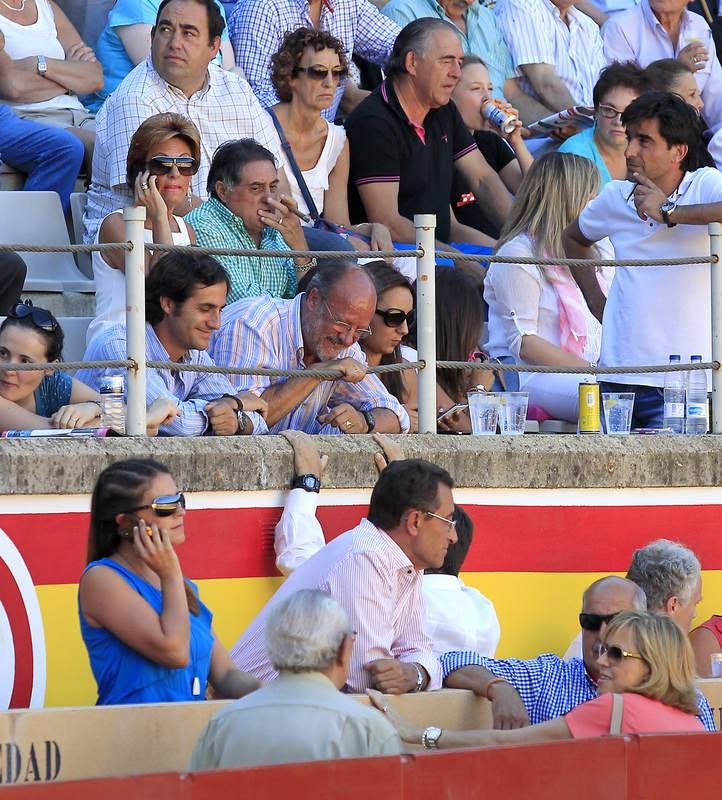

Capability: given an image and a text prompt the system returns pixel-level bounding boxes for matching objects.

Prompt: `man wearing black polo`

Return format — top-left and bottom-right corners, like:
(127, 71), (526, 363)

(346, 18), (512, 249)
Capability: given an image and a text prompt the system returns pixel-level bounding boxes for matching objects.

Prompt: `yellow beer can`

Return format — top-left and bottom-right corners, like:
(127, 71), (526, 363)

(578, 382), (601, 434)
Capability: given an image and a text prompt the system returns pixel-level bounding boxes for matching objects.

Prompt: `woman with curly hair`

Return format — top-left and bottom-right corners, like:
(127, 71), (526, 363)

(267, 27), (392, 252)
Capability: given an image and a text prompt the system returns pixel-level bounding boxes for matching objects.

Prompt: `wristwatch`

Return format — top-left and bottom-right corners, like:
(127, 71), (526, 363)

(291, 474), (321, 493)
(412, 663), (424, 693)
(362, 409), (376, 433)
(36, 55), (47, 75)
(659, 199), (677, 228)
(235, 409), (250, 434)
(421, 726), (443, 749)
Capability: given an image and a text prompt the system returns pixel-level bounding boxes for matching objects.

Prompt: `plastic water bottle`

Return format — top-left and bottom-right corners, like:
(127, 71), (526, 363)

(98, 375), (126, 434)
(685, 355), (708, 435)
(662, 355), (685, 434)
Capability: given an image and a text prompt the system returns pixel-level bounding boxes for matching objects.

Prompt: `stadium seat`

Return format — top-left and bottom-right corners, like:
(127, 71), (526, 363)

(70, 192), (93, 279)
(57, 317), (92, 362)
(0, 192), (94, 293)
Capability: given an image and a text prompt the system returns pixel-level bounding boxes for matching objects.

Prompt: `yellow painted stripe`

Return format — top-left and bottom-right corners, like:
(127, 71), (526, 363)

(37, 571), (722, 707)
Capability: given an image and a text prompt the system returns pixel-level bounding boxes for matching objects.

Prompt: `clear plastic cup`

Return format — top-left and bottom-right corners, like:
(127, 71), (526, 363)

(602, 393), (635, 435)
(711, 653), (722, 678)
(498, 392), (529, 435)
(467, 390), (500, 435)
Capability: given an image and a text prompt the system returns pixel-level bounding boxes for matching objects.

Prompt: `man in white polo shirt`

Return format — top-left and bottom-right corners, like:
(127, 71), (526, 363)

(563, 91), (722, 428)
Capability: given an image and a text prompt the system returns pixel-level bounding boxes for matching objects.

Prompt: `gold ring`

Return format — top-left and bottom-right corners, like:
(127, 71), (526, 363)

(141, 183), (149, 190)
(278, 216), (284, 225)
(344, 420), (352, 428)
(382, 705), (389, 713)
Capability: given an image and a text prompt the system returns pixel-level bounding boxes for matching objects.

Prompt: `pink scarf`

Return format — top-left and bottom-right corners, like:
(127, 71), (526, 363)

(542, 263), (589, 358)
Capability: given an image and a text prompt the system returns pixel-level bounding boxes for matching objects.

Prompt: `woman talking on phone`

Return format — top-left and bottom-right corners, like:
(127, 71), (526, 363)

(78, 458), (260, 705)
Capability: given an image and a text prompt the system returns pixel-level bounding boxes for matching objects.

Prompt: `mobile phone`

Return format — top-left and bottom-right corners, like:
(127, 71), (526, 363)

(118, 514), (144, 538)
(437, 403), (469, 423)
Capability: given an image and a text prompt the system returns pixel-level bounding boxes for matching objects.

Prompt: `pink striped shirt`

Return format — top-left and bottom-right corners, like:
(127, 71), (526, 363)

(229, 519), (442, 692)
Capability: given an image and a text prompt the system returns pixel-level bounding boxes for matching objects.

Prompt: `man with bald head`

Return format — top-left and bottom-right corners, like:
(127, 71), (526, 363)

(210, 259), (409, 434)
(441, 575), (716, 731)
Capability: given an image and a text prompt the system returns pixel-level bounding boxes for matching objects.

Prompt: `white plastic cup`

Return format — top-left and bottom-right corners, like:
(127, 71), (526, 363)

(468, 390), (500, 435)
(498, 392), (529, 435)
(602, 392), (635, 435)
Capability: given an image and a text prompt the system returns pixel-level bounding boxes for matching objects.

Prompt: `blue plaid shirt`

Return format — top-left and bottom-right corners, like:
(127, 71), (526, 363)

(440, 651), (716, 731)
(228, 0), (399, 121)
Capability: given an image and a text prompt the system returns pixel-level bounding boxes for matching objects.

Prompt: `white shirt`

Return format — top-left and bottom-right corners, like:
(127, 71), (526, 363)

(484, 234), (603, 389)
(578, 168), (722, 387)
(589, 0), (640, 13)
(83, 59), (283, 243)
(422, 574), (500, 658)
(495, 0), (605, 106)
(603, 1), (722, 133)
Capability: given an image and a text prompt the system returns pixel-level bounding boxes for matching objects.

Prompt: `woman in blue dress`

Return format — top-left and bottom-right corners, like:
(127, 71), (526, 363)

(78, 457), (261, 705)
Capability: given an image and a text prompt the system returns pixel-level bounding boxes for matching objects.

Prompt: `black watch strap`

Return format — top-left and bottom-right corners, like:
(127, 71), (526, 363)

(362, 409), (376, 433)
(291, 474), (321, 493)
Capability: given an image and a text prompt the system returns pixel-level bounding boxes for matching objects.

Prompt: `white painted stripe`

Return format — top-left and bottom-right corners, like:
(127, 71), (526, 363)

(2, 485), (722, 515)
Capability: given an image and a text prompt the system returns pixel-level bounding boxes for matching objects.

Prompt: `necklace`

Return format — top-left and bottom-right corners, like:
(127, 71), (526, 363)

(0, 0), (26, 11)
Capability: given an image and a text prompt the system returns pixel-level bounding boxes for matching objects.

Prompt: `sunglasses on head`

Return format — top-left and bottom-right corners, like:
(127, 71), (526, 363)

(8, 301), (59, 333)
(295, 65), (349, 81)
(125, 492), (186, 517)
(579, 612), (619, 632)
(375, 307), (414, 328)
(146, 156), (199, 176)
(598, 642), (644, 664)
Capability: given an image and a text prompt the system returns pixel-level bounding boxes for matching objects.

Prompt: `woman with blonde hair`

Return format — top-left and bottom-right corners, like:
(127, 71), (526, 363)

(89, 112), (200, 344)
(369, 611), (705, 748)
(484, 152), (610, 422)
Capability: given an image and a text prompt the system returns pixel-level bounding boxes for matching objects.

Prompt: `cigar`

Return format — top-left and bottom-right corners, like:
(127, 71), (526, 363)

(285, 205), (312, 224)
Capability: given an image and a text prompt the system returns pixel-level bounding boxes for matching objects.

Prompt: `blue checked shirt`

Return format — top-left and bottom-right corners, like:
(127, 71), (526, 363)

(440, 651), (716, 731)
(186, 197), (296, 304)
(210, 293), (410, 434)
(228, 0), (400, 121)
(77, 322), (267, 437)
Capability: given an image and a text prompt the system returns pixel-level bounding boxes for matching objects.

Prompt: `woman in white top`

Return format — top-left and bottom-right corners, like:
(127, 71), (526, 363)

(267, 27), (392, 252)
(0, 0), (102, 165)
(88, 113), (197, 345)
(485, 152), (607, 422)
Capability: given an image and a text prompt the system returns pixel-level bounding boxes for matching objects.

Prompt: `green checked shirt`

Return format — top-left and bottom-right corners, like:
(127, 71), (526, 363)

(187, 197), (297, 303)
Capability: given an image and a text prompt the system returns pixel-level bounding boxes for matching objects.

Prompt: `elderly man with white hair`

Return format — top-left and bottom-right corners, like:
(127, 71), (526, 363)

(189, 590), (401, 770)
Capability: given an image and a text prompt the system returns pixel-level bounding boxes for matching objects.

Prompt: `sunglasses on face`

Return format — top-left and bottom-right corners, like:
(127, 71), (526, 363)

(579, 612), (619, 632)
(598, 643), (644, 664)
(125, 492), (186, 517)
(146, 156), (199, 176)
(295, 65), (349, 82)
(375, 307), (414, 328)
(8, 301), (59, 333)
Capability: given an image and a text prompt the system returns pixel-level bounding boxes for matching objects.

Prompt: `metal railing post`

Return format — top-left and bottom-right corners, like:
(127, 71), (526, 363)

(415, 214), (437, 434)
(124, 206), (147, 435)
(710, 222), (722, 433)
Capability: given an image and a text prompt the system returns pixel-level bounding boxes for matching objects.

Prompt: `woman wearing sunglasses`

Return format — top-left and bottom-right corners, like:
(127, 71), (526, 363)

(78, 458), (260, 705)
(0, 301), (103, 431)
(268, 28), (392, 253)
(89, 113), (200, 344)
(369, 611), (704, 749)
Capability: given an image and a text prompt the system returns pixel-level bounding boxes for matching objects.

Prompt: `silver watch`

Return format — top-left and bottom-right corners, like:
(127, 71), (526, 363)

(37, 55), (47, 75)
(421, 726), (443, 749)
(659, 199), (677, 228)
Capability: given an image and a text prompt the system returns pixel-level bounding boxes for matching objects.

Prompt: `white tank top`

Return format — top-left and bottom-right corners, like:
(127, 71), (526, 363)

(86, 210), (193, 346)
(0, 0), (86, 114)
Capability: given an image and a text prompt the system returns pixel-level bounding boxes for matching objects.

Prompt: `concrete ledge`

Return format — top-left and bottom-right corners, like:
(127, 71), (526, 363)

(2, 434), (722, 494)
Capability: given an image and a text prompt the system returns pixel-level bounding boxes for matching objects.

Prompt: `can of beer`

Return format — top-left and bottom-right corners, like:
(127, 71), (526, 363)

(481, 100), (517, 134)
(578, 381), (601, 434)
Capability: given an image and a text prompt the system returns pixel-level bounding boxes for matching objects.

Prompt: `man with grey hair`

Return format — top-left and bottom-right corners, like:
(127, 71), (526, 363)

(346, 18), (512, 250)
(626, 538), (703, 632)
(189, 590), (401, 769)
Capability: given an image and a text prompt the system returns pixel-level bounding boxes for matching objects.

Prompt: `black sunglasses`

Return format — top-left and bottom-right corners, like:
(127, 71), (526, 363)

(579, 612), (619, 632)
(146, 156), (199, 177)
(375, 307), (414, 328)
(598, 643), (644, 664)
(125, 492), (186, 517)
(295, 65), (349, 81)
(8, 301), (59, 333)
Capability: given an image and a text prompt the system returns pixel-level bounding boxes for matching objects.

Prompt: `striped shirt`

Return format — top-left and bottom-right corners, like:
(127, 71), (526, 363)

(83, 58), (283, 243)
(229, 518), (442, 692)
(228, 0), (400, 122)
(440, 651), (716, 731)
(495, 0), (605, 106)
(209, 293), (410, 434)
(186, 197), (296, 304)
(76, 322), (267, 437)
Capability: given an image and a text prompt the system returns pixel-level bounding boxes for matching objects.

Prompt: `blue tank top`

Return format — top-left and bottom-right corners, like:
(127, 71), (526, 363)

(79, 558), (214, 705)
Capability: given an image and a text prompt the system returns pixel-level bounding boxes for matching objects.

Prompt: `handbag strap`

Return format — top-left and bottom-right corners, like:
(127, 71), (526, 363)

(267, 107), (321, 220)
(609, 693), (624, 736)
